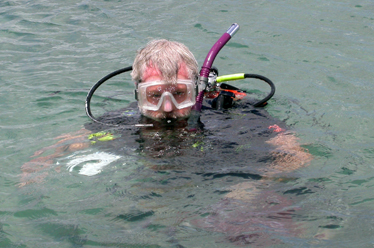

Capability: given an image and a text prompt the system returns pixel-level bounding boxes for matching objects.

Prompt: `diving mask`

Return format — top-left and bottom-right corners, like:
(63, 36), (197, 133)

(136, 79), (196, 111)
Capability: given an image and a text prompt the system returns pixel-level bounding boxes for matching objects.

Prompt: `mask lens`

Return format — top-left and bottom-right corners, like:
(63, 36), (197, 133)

(172, 84), (188, 103)
(138, 80), (195, 111)
(146, 84), (189, 105)
(145, 85), (164, 105)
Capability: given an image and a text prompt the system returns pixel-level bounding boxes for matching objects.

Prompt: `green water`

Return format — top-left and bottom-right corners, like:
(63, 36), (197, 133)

(1, 0), (374, 247)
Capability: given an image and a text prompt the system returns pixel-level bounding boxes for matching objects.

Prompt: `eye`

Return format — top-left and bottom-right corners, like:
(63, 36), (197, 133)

(150, 92), (162, 98)
(173, 90), (187, 103)
(146, 92), (162, 105)
(173, 91), (185, 96)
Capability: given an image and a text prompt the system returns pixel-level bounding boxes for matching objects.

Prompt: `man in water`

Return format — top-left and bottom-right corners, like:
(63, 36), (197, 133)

(20, 39), (314, 245)
(21, 39), (311, 183)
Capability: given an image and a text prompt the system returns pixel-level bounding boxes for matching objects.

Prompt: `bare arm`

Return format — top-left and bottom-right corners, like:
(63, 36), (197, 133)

(266, 131), (312, 173)
(19, 129), (91, 187)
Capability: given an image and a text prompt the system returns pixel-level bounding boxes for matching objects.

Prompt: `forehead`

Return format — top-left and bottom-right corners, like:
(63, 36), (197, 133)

(142, 63), (190, 82)
(146, 83), (188, 92)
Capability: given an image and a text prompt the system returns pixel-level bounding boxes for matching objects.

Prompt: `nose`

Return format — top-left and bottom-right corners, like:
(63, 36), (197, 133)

(162, 96), (174, 112)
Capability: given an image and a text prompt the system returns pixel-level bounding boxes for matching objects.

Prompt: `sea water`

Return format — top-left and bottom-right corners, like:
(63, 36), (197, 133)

(1, 0), (374, 247)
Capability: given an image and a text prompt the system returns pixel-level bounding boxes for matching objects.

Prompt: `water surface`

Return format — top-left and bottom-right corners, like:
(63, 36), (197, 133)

(1, 0), (374, 247)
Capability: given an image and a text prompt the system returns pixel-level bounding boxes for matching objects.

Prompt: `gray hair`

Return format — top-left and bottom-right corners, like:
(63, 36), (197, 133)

(131, 39), (199, 84)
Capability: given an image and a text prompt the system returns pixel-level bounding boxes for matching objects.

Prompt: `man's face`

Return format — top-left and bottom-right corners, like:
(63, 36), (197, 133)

(139, 64), (194, 121)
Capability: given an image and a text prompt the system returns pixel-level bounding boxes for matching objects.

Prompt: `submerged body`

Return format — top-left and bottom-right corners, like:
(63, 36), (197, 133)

(83, 99), (293, 170)
(21, 39), (312, 245)
(20, 99), (312, 246)
(83, 100), (310, 245)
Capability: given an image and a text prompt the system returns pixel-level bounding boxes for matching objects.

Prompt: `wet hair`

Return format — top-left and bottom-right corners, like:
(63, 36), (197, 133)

(131, 39), (199, 84)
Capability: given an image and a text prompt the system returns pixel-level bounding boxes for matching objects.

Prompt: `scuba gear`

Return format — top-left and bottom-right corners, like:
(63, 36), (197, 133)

(198, 23), (240, 92)
(85, 23), (275, 126)
(85, 66), (153, 127)
(205, 72), (275, 109)
(135, 79), (196, 112)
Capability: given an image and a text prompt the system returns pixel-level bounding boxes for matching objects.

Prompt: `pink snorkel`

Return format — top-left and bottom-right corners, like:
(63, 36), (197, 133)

(199, 23), (240, 91)
(196, 23), (240, 110)
(188, 23), (240, 130)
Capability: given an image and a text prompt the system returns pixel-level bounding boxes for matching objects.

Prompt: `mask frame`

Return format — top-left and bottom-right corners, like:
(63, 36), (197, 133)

(135, 79), (197, 111)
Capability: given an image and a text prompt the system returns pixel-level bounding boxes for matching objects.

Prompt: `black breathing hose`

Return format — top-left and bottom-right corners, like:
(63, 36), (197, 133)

(244, 74), (275, 107)
(85, 66), (132, 126)
(85, 67), (275, 125)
